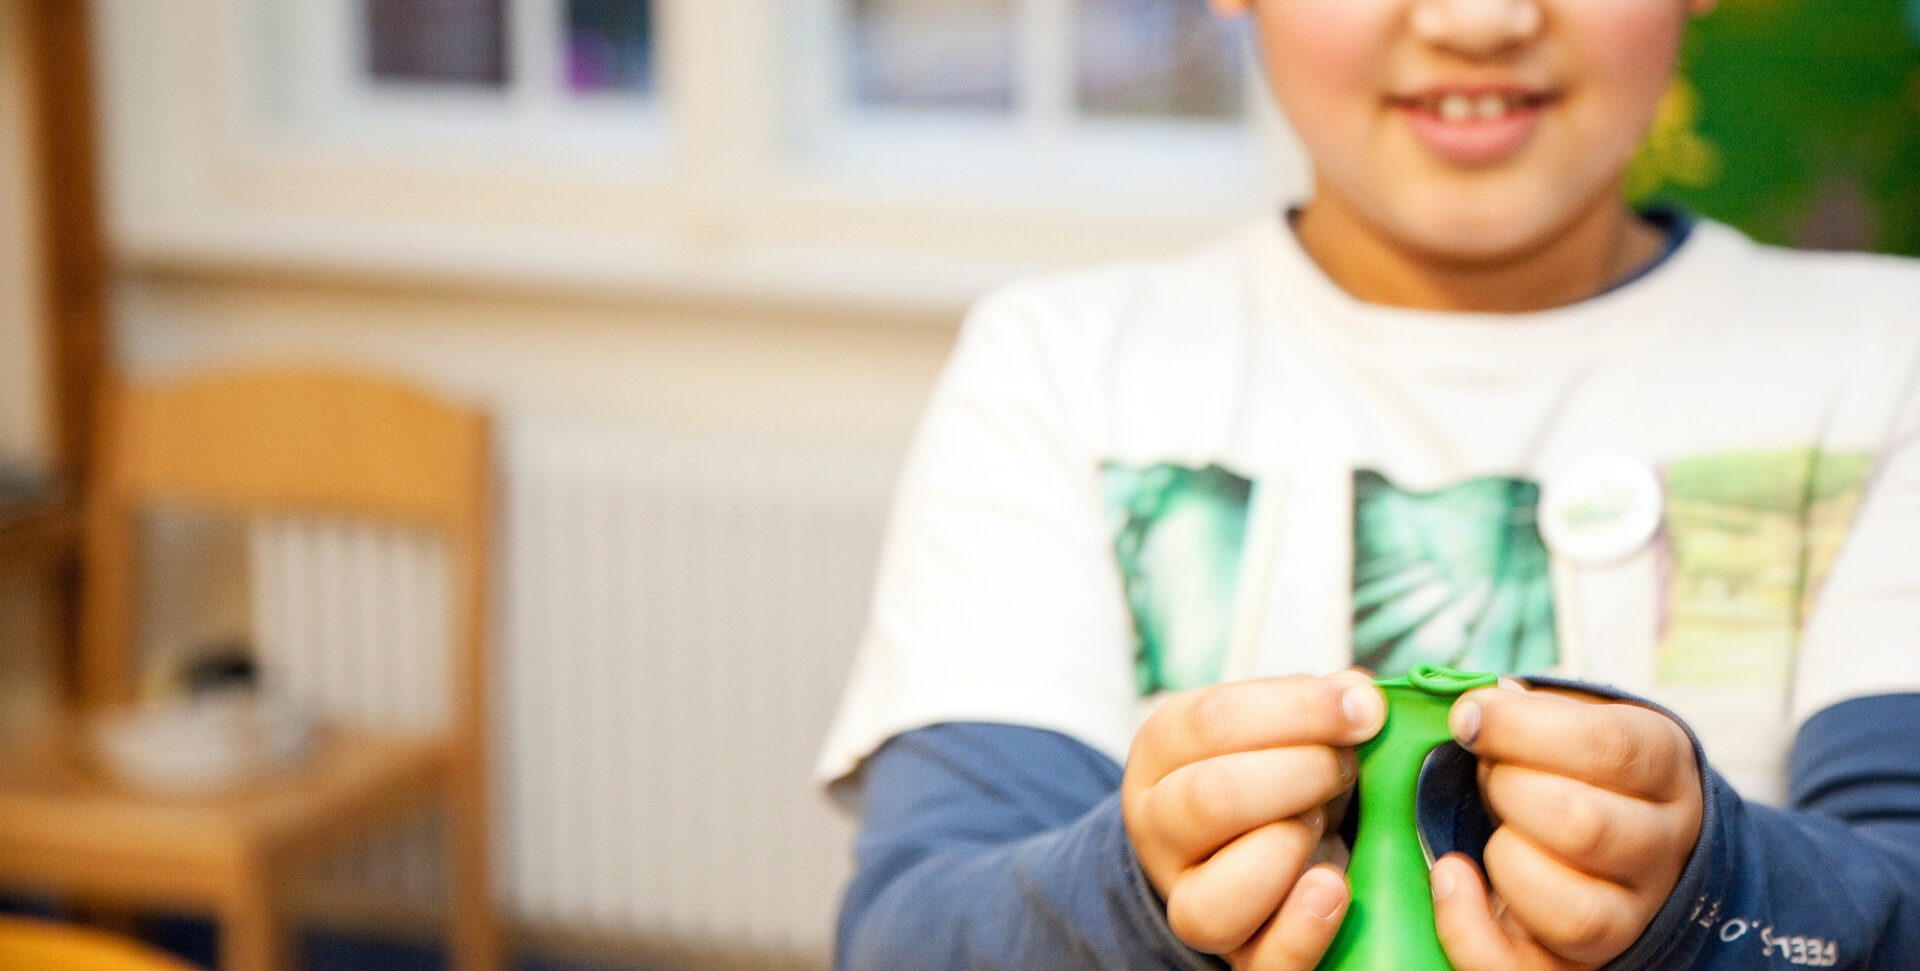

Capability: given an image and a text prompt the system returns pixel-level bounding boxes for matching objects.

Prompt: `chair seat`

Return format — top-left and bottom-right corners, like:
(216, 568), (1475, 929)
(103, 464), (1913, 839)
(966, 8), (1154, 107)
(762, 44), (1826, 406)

(0, 914), (204, 971)
(0, 724), (447, 907)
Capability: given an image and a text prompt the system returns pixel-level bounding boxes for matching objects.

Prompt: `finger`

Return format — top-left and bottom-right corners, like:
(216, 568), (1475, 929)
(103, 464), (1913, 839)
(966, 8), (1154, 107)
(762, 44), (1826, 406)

(1451, 689), (1693, 800)
(1482, 825), (1645, 964)
(1228, 865), (1349, 971)
(1137, 675), (1385, 779)
(1430, 854), (1523, 971)
(1469, 679), (1527, 830)
(1166, 811), (1326, 954)
(1143, 745), (1355, 861)
(1481, 762), (1683, 887)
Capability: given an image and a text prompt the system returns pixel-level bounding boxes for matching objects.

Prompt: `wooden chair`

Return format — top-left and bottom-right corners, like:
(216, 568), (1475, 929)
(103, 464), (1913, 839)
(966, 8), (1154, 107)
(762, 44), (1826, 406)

(0, 368), (502, 971)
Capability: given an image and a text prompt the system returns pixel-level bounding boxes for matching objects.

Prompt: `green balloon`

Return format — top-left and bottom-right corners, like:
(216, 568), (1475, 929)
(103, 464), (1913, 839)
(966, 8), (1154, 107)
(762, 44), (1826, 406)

(1318, 664), (1498, 971)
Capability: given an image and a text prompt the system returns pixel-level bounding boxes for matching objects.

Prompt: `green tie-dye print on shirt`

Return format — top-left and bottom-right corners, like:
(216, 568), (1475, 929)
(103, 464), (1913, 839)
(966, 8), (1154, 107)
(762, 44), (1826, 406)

(1352, 471), (1559, 678)
(1659, 448), (1871, 684)
(1103, 463), (1253, 696)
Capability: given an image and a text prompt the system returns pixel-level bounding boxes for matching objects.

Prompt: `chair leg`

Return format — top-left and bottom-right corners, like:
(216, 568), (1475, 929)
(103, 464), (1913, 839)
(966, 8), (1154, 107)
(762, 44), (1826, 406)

(446, 785), (503, 971)
(219, 860), (290, 971)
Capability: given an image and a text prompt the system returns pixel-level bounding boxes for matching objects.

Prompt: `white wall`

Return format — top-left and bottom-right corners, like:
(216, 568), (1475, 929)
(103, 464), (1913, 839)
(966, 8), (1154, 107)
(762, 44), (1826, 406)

(113, 272), (957, 452)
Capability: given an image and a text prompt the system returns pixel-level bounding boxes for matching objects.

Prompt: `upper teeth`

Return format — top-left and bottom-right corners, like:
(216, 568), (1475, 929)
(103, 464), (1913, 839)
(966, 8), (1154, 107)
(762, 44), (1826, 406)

(1436, 92), (1522, 122)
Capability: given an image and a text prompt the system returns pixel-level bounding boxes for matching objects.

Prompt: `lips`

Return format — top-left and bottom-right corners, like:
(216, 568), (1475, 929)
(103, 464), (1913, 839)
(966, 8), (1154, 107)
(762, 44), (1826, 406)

(1389, 87), (1560, 166)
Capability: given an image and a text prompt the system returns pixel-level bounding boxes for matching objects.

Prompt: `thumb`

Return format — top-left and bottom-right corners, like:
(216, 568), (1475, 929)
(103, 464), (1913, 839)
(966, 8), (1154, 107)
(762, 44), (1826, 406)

(1430, 854), (1518, 971)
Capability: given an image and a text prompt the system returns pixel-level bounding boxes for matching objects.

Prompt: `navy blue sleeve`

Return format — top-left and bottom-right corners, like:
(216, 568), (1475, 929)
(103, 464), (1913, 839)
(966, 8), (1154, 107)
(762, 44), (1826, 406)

(1573, 691), (1920, 970)
(839, 696), (1920, 970)
(835, 722), (1220, 971)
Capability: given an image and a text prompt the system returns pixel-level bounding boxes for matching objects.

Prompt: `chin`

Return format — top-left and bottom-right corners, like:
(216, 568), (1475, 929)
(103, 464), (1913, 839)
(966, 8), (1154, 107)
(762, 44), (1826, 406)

(1383, 181), (1608, 267)
(1387, 208), (1559, 266)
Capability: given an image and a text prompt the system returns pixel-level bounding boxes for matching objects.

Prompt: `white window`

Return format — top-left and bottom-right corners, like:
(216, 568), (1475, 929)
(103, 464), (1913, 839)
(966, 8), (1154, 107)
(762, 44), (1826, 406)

(832, 0), (1248, 121)
(256, 0), (663, 160)
(102, 0), (1303, 311)
(791, 0), (1275, 197)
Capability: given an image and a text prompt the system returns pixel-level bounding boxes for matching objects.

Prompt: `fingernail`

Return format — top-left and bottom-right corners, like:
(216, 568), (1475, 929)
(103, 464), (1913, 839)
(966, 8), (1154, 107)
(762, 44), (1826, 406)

(1302, 878), (1342, 921)
(1431, 863), (1456, 901)
(1450, 700), (1481, 746)
(1497, 676), (1528, 692)
(1342, 685), (1384, 732)
(1301, 806), (1325, 831)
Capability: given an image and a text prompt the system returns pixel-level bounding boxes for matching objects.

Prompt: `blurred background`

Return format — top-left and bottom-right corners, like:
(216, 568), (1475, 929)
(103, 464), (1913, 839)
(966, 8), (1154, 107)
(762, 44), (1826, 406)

(0, 1), (1915, 969)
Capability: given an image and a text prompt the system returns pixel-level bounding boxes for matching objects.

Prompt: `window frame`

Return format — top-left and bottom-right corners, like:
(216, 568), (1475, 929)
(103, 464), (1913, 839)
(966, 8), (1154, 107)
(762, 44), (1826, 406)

(98, 0), (1306, 317)
(266, 0), (668, 160)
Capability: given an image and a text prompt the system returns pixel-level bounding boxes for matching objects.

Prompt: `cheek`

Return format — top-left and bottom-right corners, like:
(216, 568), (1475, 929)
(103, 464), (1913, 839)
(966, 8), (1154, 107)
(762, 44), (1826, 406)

(1579, 3), (1688, 115)
(1257, 4), (1384, 151)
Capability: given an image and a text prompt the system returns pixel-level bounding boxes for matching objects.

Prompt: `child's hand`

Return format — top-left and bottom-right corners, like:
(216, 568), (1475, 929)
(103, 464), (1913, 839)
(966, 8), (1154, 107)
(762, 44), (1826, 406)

(1431, 685), (1705, 970)
(1121, 671), (1385, 970)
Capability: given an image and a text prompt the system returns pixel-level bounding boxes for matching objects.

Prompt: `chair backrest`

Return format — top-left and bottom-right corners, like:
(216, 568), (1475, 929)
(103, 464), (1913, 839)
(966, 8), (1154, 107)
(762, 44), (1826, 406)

(77, 367), (492, 752)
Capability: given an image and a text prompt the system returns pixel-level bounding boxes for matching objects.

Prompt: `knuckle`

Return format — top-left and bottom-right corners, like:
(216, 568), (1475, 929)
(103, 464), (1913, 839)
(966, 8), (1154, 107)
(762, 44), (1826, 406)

(1178, 765), (1237, 833)
(1555, 790), (1611, 861)
(1586, 717), (1642, 782)
(1185, 689), (1238, 752)
(1139, 782), (1190, 849)
(1137, 783), (1179, 844)
(1166, 883), (1238, 954)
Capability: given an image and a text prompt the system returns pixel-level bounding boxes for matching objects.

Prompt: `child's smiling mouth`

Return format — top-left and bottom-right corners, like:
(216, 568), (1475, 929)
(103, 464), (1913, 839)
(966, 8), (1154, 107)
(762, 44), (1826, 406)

(1387, 87), (1563, 167)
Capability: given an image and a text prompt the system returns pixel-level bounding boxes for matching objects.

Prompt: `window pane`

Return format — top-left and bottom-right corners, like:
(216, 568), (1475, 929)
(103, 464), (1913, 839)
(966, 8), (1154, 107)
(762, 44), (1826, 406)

(566, 0), (655, 95)
(849, 0), (1015, 111)
(1077, 0), (1244, 119)
(364, 0), (510, 87)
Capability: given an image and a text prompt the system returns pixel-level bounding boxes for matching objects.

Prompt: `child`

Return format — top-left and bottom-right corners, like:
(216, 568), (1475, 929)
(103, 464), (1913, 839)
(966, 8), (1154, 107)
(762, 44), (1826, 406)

(818, 0), (1920, 968)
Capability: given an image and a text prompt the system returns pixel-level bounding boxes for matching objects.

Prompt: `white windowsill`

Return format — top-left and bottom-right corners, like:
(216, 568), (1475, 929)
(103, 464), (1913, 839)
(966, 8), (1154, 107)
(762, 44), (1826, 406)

(113, 209), (1069, 323)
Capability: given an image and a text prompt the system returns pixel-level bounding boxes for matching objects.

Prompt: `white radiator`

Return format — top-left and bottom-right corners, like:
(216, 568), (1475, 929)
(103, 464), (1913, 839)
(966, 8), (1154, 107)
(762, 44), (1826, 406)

(249, 416), (893, 967)
(250, 516), (453, 906)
